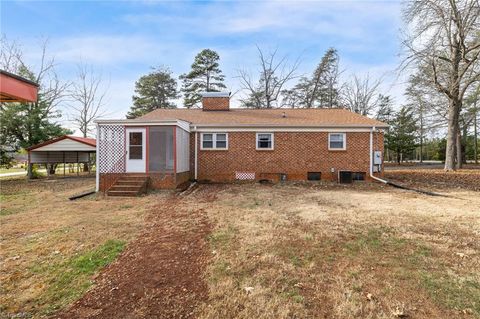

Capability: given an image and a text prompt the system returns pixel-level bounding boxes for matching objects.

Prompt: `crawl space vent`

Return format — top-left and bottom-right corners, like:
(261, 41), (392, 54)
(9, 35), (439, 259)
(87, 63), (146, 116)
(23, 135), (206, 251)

(339, 171), (353, 184)
(235, 172), (255, 180)
(307, 172), (321, 181)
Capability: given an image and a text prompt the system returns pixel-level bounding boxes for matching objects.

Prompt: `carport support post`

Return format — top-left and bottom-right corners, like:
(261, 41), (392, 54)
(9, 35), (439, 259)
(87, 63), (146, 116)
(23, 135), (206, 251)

(76, 151), (79, 176)
(27, 151), (32, 179)
(63, 151), (66, 178)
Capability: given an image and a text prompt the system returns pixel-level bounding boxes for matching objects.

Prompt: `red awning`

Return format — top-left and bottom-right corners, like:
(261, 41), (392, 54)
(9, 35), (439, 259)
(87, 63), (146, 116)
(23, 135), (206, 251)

(0, 70), (39, 103)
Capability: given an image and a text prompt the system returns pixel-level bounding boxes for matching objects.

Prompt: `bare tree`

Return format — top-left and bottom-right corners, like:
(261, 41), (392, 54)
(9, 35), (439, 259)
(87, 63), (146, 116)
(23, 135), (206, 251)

(402, 0), (480, 171)
(341, 74), (382, 116)
(238, 46), (300, 108)
(0, 37), (70, 176)
(69, 64), (107, 137)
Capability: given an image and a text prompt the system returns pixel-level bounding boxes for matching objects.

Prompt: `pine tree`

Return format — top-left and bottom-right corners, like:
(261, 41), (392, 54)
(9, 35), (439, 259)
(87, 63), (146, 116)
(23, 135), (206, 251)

(281, 48), (339, 108)
(126, 67), (178, 119)
(180, 49), (226, 108)
(385, 106), (418, 164)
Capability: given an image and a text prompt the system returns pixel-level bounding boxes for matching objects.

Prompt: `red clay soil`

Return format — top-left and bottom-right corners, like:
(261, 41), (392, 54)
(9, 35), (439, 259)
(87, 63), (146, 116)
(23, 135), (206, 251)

(55, 196), (211, 319)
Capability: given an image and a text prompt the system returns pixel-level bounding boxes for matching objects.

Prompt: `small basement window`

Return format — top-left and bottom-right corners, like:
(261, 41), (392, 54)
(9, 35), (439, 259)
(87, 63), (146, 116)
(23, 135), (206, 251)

(256, 133), (274, 150)
(307, 172), (321, 181)
(328, 133), (346, 150)
(201, 133), (228, 150)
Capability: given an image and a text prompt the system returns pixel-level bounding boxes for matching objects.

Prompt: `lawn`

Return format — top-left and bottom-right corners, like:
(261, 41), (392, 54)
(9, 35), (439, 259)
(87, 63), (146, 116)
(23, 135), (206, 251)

(1, 175), (479, 318)
(187, 182), (480, 318)
(0, 177), (166, 317)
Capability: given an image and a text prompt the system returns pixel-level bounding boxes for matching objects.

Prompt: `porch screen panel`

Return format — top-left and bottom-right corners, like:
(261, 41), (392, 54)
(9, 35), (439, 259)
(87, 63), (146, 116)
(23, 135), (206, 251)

(149, 126), (174, 172)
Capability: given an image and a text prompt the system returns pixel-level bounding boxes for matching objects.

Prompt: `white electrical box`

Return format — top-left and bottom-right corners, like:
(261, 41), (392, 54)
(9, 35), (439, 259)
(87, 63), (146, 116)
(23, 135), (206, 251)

(374, 151), (382, 165)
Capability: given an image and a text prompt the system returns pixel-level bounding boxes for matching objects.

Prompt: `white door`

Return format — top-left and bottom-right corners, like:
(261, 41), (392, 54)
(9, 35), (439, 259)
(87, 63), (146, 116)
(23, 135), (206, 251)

(126, 128), (146, 173)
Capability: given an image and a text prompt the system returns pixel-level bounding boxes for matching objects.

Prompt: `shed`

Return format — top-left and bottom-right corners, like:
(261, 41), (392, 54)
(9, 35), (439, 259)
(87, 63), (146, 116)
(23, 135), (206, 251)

(0, 69), (39, 102)
(27, 135), (96, 178)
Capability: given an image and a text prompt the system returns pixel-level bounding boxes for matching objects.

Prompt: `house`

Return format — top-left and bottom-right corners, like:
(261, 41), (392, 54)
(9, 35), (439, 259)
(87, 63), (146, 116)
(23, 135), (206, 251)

(95, 92), (387, 195)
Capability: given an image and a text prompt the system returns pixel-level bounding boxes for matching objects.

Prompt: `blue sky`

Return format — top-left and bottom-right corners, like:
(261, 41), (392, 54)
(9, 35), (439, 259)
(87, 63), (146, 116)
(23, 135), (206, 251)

(2, 0), (405, 131)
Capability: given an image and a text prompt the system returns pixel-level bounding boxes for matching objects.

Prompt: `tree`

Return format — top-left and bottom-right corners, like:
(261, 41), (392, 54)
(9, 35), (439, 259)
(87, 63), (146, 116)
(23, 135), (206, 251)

(375, 95), (395, 162)
(238, 46), (299, 108)
(385, 106), (418, 164)
(402, 0), (480, 171)
(127, 67), (179, 119)
(341, 74), (382, 116)
(281, 48), (340, 108)
(69, 63), (107, 137)
(0, 37), (71, 172)
(180, 49), (226, 108)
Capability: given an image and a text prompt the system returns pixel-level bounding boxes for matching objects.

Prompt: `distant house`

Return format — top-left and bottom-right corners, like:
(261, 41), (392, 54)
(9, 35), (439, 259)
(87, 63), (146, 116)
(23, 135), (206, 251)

(96, 92), (387, 195)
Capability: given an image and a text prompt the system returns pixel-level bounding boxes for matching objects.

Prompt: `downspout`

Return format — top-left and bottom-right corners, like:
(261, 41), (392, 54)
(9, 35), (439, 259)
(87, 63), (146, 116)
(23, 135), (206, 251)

(95, 123), (100, 192)
(194, 127), (198, 181)
(369, 126), (388, 184)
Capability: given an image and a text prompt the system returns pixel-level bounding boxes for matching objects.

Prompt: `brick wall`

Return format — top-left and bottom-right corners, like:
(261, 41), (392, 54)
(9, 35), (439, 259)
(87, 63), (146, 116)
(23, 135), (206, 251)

(190, 131), (384, 182)
(202, 97), (229, 111)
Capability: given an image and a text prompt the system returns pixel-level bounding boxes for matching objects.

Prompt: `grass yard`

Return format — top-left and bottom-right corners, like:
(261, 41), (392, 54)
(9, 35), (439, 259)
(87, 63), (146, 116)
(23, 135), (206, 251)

(186, 182), (480, 319)
(0, 177), (166, 317)
(1, 173), (479, 318)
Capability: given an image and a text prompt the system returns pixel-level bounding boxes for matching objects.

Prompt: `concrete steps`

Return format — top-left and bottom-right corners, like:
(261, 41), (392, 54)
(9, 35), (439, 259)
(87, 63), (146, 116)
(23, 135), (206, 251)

(107, 176), (149, 197)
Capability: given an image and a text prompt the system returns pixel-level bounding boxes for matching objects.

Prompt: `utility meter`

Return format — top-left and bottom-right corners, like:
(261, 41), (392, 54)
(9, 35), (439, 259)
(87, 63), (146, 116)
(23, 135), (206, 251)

(374, 151), (382, 165)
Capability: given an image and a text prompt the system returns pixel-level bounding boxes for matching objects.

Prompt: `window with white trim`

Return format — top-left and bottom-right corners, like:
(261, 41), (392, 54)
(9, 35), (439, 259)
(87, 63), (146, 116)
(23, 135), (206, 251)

(328, 133), (346, 150)
(256, 133), (274, 150)
(201, 133), (228, 150)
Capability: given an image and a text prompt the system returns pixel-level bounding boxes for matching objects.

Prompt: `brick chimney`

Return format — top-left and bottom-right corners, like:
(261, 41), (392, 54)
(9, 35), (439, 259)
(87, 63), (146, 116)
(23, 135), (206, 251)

(200, 92), (230, 111)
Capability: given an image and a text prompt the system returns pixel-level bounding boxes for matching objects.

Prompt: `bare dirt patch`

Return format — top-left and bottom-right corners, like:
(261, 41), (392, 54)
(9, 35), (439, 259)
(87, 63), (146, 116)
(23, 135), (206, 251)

(56, 197), (212, 319)
(384, 168), (480, 191)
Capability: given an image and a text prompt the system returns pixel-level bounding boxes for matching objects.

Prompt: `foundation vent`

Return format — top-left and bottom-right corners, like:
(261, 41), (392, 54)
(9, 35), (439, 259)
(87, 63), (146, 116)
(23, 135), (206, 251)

(235, 172), (255, 180)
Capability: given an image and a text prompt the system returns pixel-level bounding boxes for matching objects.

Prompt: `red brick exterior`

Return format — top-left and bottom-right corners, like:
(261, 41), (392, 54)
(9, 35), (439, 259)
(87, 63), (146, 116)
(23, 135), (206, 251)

(99, 172), (188, 191)
(100, 130), (384, 191)
(202, 97), (230, 111)
(190, 131), (384, 182)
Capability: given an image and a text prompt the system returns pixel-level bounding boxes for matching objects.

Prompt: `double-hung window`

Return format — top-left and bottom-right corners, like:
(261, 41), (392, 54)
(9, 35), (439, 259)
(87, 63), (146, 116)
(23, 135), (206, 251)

(201, 133), (228, 150)
(256, 133), (274, 150)
(328, 133), (346, 150)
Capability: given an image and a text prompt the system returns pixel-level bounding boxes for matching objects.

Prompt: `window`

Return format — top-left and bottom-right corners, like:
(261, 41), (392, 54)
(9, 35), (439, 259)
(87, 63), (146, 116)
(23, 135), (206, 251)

(129, 132), (143, 159)
(328, 133), (346, 150)
(256, 133), (274, 150)
(201, 133), (228, 150)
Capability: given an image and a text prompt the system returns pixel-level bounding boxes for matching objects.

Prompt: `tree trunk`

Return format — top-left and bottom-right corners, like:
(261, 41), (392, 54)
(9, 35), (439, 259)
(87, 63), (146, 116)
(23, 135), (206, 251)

(475, 107), (478, 164)
(444, 100), (460, 171)
(456, 129), (462, 169)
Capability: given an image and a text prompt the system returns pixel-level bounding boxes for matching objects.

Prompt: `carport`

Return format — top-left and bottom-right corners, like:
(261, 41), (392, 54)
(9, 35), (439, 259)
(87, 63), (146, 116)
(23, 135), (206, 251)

(27, 135), (96, 179)
(0, 69), (39, 102)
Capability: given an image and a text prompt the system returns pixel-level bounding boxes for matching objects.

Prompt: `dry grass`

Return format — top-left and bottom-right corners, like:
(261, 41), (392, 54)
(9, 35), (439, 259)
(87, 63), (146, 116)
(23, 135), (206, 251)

(0, 177), (168, 318)
(183, 183), (480, 319)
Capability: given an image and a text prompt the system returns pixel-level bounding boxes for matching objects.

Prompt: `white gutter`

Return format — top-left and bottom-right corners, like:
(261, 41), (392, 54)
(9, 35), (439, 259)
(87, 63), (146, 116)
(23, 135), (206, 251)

(95, 123), (99, 192)
(369, 126), (388, 184)
(194, 127), (198, 180)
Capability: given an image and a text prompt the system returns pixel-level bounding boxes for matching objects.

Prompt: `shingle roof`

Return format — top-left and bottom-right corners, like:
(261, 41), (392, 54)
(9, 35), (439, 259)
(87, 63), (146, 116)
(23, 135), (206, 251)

(138, 108), (388, 127)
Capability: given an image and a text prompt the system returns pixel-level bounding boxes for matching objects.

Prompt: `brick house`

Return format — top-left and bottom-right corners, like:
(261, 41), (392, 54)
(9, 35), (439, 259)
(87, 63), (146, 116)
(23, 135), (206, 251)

(96, 92), (387, 195)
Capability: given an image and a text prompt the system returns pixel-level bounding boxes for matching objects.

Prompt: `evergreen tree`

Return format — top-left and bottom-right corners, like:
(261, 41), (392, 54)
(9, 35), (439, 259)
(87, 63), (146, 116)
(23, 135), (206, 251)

(282, 48), (339, 108)
(180, 49), (226, 108)
(127, 67), (178, 119)
(385, 106), (418, 164)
